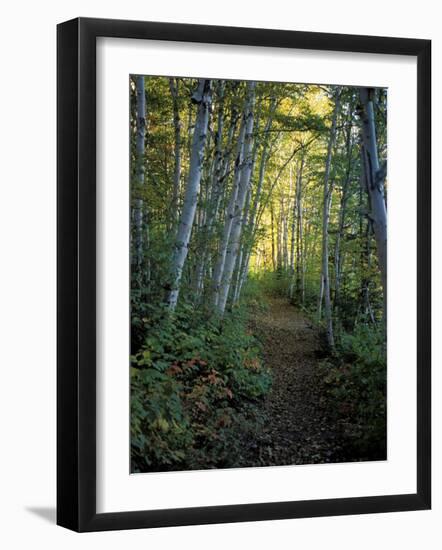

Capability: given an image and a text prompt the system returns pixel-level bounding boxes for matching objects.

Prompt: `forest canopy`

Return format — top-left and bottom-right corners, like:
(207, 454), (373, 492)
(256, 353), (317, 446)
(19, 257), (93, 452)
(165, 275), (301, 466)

(130, 76), (387, 473)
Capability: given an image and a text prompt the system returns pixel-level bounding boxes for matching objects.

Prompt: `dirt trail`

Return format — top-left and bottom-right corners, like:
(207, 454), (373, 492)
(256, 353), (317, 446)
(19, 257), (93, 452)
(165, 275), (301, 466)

(244, 296), (346, 466)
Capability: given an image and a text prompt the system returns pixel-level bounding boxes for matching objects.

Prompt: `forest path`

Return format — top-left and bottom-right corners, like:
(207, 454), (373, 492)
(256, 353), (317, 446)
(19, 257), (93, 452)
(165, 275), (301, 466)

(244, 296), (346, 466)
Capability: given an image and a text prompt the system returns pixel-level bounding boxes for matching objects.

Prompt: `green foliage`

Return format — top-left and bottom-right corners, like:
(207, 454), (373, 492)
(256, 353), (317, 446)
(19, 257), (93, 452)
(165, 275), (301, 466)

(130, 304), (271, 472)
(131, 367), (191, 468)
(250, 270), (292, 298)
(319, 324), (386, 459)
(239, 275), (269, 314)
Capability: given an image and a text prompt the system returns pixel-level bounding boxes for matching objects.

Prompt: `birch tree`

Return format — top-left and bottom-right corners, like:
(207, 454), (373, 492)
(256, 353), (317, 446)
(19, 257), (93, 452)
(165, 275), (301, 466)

(217, 81), (256, 315)
(167, 79), (212, 310)
(233, 97), (278, 303)
(294, 157), (305, 302)
(169, 78), (181, 226)
(133, 75), (146, 266)
(318, 88), (341, 348)
(334, 112), (354, 313)
(359, 88), (387, 308)
(193, 81), (228, 297)
(289, 155), (304, 300)
(211, 114), (246, 307)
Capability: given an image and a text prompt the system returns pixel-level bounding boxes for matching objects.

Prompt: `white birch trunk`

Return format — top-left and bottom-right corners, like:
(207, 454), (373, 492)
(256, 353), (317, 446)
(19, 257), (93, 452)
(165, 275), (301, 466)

(282, 195), (289, 271)
(359, 88), (387, 309)
(334, 120), (354, 312)
(133, 75), (146, 266)
(289, 157), (304, 299)
(169, 78), (181, 226)
(289, 162), (296, 276)
(319, 90), (341, 348)
(232, 248), (244, 304)
(233, 100), (277, 301)
(167, 79), (212, 310)
(193, 82), (227, 299)
(295, 157), (304, 300)
(211, 115), (246, 307)
(217, 81), (256, 315)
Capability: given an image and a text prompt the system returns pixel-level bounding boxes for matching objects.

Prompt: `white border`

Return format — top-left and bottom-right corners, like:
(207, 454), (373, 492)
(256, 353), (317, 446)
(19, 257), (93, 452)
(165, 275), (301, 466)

(96, 37), (417, 513)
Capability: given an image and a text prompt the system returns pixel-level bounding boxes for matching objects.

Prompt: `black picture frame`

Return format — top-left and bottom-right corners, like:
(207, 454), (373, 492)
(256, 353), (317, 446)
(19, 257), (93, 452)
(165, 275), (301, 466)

(57, 17), (431, 532)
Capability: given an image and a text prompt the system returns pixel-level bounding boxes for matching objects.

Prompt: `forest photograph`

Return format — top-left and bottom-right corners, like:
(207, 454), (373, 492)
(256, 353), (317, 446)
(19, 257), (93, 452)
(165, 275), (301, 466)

(130, 75), (387, 474)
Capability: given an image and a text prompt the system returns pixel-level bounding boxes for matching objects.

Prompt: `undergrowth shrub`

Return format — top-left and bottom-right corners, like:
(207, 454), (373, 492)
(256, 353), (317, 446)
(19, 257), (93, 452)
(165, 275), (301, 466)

(249, 270), (292, 298)
(319, 324), (386, 460)
(130, 304), (271, 472)
(240, 275), (269, 313)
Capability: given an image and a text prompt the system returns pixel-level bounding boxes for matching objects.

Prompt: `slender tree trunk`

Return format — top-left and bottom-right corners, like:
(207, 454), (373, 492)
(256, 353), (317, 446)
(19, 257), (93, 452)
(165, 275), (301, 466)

(193, 82), (227, 299)
(234, 98), (277, 300)
(232, 191), (251, 305)
(211, 114), (246, 307)
(212, 102), (239, 224)
(319, 89), (341, 348)
(289, 158), (302, 298)
(295, 155), (305, 301)
(359, 88), (387, 315)
(270, 203), (276, 271)
(317, 276), (324, 319)
(282, 195), (289, 271)
(289, 163), (296, 266)
(169, 78), (181, 227)
(333, 181), (349, 313)
(167, 79), (212, 310)
(217, 81), (256, 315)
(232, 248), (243, 304)
(301, 222), (307, 305)
(277, 208), (283, 271)
(334, 117), (354, 313)
(133, 75), (146, 266)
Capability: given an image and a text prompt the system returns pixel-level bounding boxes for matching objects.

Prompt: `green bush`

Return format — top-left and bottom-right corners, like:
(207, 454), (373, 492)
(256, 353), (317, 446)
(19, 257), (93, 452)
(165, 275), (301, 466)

(130, 304), (271, 472)
(249, 270), (292, 298)
(239, 275), (269, 313)
(319, 324), (386, 459)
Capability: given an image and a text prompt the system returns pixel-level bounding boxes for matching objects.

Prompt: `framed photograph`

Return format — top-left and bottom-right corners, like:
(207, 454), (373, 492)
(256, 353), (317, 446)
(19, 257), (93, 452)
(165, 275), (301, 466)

(57, 17), (431, 532)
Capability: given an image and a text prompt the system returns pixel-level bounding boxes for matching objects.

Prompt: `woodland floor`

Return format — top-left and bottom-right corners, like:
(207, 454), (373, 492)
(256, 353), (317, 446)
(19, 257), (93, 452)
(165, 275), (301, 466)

(240, 296), (350, 467)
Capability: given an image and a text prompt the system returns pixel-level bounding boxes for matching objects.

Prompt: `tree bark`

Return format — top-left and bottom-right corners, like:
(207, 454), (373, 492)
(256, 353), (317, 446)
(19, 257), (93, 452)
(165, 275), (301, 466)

(334, 109), (354, 313)
(294, 156), (304, 300)
(211, 112), (246, 307)
(193, 82), (229, 299)
(318, 89), (341, 348)
(167, 79), (212, 310)
(133, 75), (146, 266)
(217, 81), (256, 315)
(169, 78), (181, 227)
(234, 97), (278, 301)
(289, 163), (296, 276)
(270, 203), (276, 271)
(359, 88), (387, 313)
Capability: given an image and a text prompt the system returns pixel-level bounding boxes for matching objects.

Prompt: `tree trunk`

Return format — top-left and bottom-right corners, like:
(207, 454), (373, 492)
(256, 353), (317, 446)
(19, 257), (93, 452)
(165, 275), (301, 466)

(319, 89), (341, 348)
(294, 155), (304, 300)
(169, 78), (181, 227)
(217, 81), (256, 315)
(232, 248), (244, 304)
(334, 115), (354, 313)
(359, 88), (387, 313)
(234, 97), (277, 301)
(270, 203), (276, 271)
(193, 81), (227, 299)
(211, 113), (246, 307)
(282, 195), (289, 271)
(289, 163), (296, 276)
(133, 75), (146, 266)
(167, 79), (212, 310)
